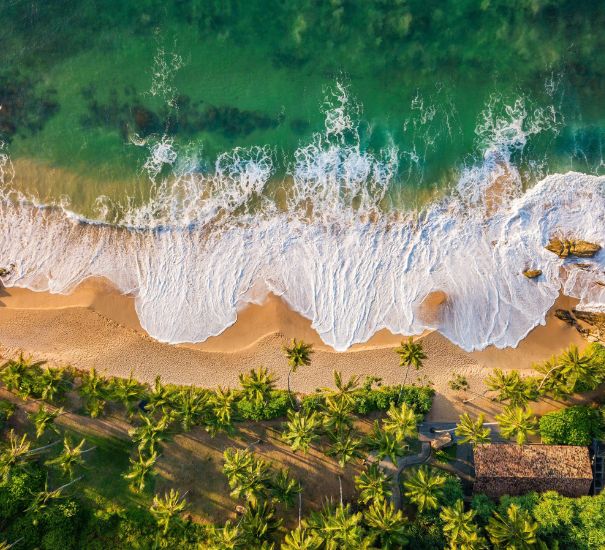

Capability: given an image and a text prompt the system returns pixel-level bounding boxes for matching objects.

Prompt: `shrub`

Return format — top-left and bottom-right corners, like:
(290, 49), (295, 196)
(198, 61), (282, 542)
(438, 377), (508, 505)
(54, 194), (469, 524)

(471, 493), (496, 525)
(300, 385), (434, 417)
(539, 405), (603, 445)
(236, 390), (291, 421)
(0, 399), (15, 430)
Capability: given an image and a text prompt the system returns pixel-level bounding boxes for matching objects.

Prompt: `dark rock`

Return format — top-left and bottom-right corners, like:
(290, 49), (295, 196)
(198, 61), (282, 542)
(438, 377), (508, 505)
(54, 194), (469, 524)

(555, 309), (577, 326)
(545, 238), (601, 258)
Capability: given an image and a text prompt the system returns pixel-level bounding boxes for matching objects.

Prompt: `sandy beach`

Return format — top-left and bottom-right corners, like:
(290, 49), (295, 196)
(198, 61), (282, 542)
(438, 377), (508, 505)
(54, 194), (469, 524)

(0, 278), (589, 421)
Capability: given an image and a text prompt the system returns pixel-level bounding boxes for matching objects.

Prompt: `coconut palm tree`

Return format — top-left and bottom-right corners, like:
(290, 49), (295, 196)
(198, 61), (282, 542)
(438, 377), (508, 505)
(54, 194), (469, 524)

(146, 375), (173, 415)
(281, 527), (321, 550)
(321, 395), (354, 436)
(382, 402), (418, 442)
(0, 429), (59, 480)
(129, 413), (169, 455)
(283, 339), (314, 406)
(282, 410), (321, 453)
(206, 387), (235, 437)
(39, 367), (71, 402)
(223, 448), (271, 504)
(208, 520), (243, 549)
(354, 463), (392, 505)
(239, 367), (276, 406)
(123, 450), (158, 493)
(239, 500), (282, 546)
(326, 431), (363, 469)
(173, 387), (208, 431)
(28, 405), (62, 439)
(306, 503), (365, 549)
(440, 499), (483, 548)
(26, 476), (82, 516)
(270, 468), (301, 507)
(111, 372), (145, 417)
(557, 344), (599, 393)
(366, 421), (408, 465)
(0, 354), (32, 396)
(403, 466), (446, 513)
(46, 436), (94, 479)
(535, 356), (570, 399)
(78, 368), (110, 418)
(496, 406), (538, 446)
(150, 488), (187, 535)
(363, 499), (408, 549)
(485, 369), (536, 407)
(486, 503), (538, 549)
(323, 371), (359, 408)
(455, 413), (491, 447)
(394, 337), (427, 387)
(0, 429), (30, 479)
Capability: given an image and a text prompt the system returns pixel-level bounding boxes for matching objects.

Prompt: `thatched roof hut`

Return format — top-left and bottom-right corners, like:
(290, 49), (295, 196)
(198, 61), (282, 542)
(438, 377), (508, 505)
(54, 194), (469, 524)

(473, 443), (593, 498)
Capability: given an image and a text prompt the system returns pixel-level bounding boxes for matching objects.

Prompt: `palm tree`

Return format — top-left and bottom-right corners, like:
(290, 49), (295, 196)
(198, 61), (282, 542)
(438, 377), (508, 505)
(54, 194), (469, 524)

(270, 468), (302, 507)
(281, 527), (321, 550)
(39, 367), (71, 402)
(283, 339), (314, 406)
(239, 500), (283, 546)
(323, 371), (359, 408)
(208, 520), (243, 549)
(146, 375), (173, 415)
(123, 450), (158, 493)
(363, 499), (408, 549)
(206, 387), (235, 436)
(486, 503), (538, 549)
(485, 369), (536, 407)
(366, 421), (408, 465)
(0, 430), (30, 479)
(173, 387), (208, 431)
(306, 503), (365, 549)
(78, 368), (109, 417)
(111, 372), (145, 416)
(557, 345), (598, 393)
(129, 414), (169, 455)
(46, 436), (95, 479)
(150, 488), (187, 535)
(28, 405), (62, 439)
(403, 466), (446, 513)
(0, 354), (33, 396)
(282, 410), (321, 453)
(321, 395), (354, 436)
(223, 448), (271, 504)
(354, 463), (392, 505)
(238, 367), (276, 406)
(535, 356), (570, 399)
(27, 476), (82, 516)
(382, 402), (418, 441)
(326, 431), (363, 469)
(496, 406), (538, 446)
(440, 499), (483, 548)
(455, 413), (491, 447)
(394, 337), (427, 387)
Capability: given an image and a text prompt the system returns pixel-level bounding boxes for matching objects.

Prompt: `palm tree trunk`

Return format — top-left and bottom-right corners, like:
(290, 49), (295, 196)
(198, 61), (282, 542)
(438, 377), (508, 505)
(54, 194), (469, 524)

(398, 364), (410, 404)
(27, 439), (60, 455)
(287, 367), (295, 409)
(338, 475), (343, 506)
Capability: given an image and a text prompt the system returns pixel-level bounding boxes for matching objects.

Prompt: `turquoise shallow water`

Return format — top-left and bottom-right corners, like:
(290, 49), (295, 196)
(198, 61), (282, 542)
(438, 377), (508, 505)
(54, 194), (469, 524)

(1, 1), (605, 216)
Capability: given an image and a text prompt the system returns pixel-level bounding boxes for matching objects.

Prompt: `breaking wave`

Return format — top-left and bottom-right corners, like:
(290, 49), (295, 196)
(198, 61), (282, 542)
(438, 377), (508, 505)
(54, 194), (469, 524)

(0, 84), (604, 351)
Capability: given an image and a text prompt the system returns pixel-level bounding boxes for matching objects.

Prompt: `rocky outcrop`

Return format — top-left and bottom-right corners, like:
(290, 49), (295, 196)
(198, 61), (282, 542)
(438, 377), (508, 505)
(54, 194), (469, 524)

(0, 263), (14, 277)
(523, 269), (542, 279)
(555, 308), (605, 342)
(545, 238), (601, 258)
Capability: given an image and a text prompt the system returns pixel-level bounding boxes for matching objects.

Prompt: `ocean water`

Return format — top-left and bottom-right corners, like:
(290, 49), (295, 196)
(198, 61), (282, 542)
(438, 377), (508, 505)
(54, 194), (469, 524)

(1, 1), (604, 351)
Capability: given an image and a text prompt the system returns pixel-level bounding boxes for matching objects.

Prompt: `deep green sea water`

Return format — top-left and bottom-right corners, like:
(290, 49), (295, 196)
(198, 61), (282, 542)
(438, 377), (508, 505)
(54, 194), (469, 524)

(1, 1), (605, 216)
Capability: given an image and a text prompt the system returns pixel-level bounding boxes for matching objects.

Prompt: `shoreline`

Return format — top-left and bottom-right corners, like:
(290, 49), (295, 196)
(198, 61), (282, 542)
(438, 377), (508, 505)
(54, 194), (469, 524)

(0, 278), (588, 421)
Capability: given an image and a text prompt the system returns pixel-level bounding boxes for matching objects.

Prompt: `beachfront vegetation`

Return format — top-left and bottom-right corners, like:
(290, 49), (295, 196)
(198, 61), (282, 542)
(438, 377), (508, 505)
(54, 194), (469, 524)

(0, 341), (603, 548)
(540, 405), (604, 446)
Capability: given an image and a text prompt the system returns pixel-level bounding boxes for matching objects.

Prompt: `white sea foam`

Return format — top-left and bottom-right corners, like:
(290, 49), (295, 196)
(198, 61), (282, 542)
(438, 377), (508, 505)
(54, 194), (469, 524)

(0, 89), (604, 351)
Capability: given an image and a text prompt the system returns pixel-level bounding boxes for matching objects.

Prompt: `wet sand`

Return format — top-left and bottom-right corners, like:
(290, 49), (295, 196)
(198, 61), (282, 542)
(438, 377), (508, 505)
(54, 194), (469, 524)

(0, 278), (588, 421)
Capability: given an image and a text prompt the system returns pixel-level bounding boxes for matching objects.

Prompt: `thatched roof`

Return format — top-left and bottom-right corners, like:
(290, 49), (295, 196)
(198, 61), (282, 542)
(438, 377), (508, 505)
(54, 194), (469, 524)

(473, 444), (593, 498)
(474, 444), (592, 480)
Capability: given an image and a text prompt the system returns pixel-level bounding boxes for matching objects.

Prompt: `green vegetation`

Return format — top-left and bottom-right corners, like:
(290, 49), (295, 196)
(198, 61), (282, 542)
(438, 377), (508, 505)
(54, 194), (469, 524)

(540, 405), (604, 446)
